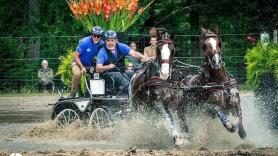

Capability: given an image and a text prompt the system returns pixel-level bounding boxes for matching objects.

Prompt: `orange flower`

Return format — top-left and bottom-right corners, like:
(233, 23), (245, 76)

(118, 0), (125, 10)
(89, 2), (94, 14)
(79, 2), (89, 15)
(94, 1), (102, 15)
(103, 0), (111, 21)
(128, 3), (137, 13)
(69, 2), (79, 17)
(67, 0), (154, 32)
(138, 7), (144, 15)
(110, 0), (117, 12)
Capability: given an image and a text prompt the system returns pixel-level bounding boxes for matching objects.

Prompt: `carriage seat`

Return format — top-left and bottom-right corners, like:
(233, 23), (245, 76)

(101, 74), (116, 94)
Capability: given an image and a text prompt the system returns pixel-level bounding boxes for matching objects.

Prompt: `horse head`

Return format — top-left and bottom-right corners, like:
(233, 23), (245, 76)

(156, 31), (175, 80)
(201, 28), (223, 70)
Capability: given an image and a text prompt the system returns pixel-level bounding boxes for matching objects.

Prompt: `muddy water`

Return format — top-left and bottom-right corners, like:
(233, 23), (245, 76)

(0, 92), (277, 152)
(186, 92), (278, 149)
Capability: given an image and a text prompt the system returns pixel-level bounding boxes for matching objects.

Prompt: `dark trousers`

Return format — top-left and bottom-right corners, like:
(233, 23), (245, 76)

(38, 80), (54, 92)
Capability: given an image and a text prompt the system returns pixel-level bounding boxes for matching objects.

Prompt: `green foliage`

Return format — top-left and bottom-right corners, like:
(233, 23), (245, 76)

(57, 50), (74, 89)
(56, 50), (86, 95)
(269, 44), (278, 82)
(245, 42), (278, 88)
(0, 38), (36, 91)
(80, 75), (86, 96)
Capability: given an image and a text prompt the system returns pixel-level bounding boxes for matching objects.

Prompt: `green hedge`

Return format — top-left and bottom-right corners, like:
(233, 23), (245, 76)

(245, 42), (278, 88)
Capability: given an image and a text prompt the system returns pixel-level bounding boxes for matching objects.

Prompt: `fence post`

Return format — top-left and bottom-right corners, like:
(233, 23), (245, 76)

(274, 30), (277, 43)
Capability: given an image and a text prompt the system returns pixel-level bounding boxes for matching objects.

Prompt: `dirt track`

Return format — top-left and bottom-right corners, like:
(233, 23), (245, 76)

(0, 93), (278, 156)
(1, 148), (278, 156)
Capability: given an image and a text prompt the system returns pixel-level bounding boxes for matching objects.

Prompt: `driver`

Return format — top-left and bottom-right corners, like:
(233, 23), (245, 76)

(96, 30), (149, 91)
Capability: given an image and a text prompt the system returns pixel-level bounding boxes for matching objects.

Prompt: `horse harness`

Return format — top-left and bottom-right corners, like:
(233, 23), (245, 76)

(199, 63), (238, 100)
(138, 39), (179, 90)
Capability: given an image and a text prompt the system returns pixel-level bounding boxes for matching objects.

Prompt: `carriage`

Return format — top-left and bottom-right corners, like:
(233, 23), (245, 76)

(51, 67), (134, 129)
(51, 28), (247, 146)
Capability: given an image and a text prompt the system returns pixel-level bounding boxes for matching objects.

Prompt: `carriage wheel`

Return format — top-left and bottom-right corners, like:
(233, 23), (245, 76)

(88, 107), (113, 129)
(55, 109), (80, 127)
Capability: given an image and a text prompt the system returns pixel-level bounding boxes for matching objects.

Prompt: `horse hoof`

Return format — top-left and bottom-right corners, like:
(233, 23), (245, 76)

(225, 122), (237, 133)
(238, 129), (247, 139)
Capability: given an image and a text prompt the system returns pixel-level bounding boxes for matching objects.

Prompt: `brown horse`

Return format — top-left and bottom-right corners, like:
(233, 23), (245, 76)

(129, 34), (190, 146)
(178, 28), (246, 139)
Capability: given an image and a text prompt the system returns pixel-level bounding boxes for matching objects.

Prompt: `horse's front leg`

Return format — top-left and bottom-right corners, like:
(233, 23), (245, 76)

(153, 101), (179, 138)
(230, 88), (246, 139)
(177, 97), (189, 133)
(235, 102), (246, 139)
(153, 100), (189, 146)
(207, 91), (238, 133)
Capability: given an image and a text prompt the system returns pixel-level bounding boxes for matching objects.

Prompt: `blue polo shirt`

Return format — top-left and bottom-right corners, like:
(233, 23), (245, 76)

(97, 43), (131, 65)
(76, 36), (104, 66)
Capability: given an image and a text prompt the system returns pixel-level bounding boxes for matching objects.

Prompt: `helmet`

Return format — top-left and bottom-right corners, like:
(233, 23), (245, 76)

(91, 26), (104, 35)
(104, 30), (117, 40)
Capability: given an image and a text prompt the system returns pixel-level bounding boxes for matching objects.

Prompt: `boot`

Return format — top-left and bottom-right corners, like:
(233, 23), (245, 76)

(68, 92), (76, 98)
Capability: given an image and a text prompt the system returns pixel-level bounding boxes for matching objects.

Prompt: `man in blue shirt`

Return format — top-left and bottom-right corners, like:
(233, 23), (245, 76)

(70, 26), (104, 97)
(96, 30), (149, 93)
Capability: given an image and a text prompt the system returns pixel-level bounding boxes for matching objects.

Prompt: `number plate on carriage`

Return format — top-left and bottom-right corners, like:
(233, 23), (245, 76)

(90, 79), (105, 95)
(93, 73), (100, 79)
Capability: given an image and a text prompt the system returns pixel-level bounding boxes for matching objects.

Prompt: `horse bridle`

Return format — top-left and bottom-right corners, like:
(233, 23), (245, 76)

(201, 32), (223, 69)
(157, 39), (176, 65)
(201, 31), (222, 50)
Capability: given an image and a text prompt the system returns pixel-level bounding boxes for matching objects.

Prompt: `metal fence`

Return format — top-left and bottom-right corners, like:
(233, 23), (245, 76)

(0, 33), (253, 92)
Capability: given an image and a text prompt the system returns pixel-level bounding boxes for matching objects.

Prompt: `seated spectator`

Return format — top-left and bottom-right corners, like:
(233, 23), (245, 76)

(144, 36), (158, 58)
(38, 60), (54, 92)
(137, 27), (158, 52)
(126, 42), (139, 68)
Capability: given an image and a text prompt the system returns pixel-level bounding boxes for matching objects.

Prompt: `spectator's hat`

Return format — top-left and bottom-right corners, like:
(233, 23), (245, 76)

(91, 26), (104, 35)
(104, 30), (117, 40)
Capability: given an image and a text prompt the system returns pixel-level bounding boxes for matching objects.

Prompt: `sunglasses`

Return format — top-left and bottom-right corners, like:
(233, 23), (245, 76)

(93, 35), (102, 38)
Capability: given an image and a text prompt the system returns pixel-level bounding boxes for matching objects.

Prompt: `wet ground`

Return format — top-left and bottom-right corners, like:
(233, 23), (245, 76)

(0, 92), (278, 155)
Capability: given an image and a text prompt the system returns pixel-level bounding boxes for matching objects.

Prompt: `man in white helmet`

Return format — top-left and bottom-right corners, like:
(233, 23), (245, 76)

(96, 30), (149, 93)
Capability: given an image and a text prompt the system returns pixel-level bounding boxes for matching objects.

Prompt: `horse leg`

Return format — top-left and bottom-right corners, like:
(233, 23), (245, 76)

(207, 91), (237, 133)
(235, 104), (246, 139)
(229, 88), (247, 139)
(177, 100), (189, 133)
(208, 105), (237, 133)
(153, 100), (185, 145)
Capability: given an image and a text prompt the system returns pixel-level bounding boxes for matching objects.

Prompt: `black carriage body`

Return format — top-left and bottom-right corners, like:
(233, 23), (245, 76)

(51, 96), (130, 120)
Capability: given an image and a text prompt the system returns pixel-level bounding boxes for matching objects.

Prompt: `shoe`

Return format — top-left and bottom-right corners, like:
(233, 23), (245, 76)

(67, 92), (76, 98)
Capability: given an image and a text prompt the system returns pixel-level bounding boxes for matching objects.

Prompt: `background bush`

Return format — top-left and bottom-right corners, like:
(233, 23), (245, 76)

(245, 42), (278, 88)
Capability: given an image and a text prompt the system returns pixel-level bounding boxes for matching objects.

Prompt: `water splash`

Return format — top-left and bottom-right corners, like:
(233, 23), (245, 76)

(1, 92), (278, 151)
